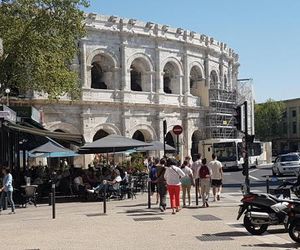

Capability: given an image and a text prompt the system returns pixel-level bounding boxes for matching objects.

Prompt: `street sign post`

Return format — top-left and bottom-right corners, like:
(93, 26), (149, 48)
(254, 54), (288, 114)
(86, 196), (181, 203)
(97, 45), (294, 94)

(172, 125), (183, 156)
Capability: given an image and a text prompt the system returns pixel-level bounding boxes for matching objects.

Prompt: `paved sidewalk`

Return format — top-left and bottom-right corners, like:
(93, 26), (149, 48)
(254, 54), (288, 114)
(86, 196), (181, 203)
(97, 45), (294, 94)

(0, 191), (297, 250)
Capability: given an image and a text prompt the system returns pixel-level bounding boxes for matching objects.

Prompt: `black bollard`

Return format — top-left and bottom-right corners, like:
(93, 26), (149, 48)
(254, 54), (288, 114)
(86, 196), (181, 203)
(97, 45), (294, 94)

(103, 181), (107, 214)
(148, 179), (151, 209)
(266, 175), (270, 193)
(195, 179), (199, 206)
(52, 182), (55, 219)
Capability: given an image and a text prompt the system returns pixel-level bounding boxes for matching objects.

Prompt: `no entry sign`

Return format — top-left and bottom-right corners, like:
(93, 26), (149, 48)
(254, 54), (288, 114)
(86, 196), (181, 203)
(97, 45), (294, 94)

(172, 125), (183, 135)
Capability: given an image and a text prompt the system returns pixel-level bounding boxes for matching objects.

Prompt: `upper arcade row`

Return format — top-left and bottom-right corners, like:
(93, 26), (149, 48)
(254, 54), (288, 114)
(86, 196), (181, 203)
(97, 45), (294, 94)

(85, 13), (239, 62)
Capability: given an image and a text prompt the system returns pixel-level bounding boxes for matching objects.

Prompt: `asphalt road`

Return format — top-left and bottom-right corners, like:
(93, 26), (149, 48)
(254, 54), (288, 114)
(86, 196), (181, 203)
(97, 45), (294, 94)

(222, 163), (298, 194)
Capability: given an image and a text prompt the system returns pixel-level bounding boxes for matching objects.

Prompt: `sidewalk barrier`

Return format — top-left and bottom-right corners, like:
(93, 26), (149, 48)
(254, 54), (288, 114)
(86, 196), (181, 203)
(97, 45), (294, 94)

(266, 175), (269, 193)
(103, 181), (107, 214)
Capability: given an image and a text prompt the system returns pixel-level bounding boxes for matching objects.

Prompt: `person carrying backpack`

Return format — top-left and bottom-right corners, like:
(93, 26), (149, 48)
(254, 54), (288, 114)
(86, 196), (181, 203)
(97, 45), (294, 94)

(199, 158), (211, 208)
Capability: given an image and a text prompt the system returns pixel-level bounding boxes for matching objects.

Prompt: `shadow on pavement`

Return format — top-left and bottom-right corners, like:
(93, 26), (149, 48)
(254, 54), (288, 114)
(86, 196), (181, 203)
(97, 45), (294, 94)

(116, 203), (148, 208)
(242, 243), (299, 249)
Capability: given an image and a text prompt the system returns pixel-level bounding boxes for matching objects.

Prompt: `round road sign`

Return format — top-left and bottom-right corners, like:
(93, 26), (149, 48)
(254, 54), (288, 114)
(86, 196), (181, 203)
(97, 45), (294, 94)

(173, 125), (183, 135)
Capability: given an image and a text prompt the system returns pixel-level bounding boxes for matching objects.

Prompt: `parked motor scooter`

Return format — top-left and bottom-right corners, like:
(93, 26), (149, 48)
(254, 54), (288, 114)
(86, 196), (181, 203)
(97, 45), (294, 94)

(237, 181), (300, 235)
(284, 201), (300, 243)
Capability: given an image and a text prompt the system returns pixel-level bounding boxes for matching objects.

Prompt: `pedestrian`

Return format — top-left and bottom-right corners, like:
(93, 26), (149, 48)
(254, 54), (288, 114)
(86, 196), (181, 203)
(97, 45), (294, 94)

(150, 158), (159, 204)
(199, 158), (211, 207)
(208, 153), (223, 201)
(180, 160), (194, 207)
(164, 158), (185, 214)
(156, 158), (167, 212)
(191, 154), (202, 199)
(0, 167), (15, 214)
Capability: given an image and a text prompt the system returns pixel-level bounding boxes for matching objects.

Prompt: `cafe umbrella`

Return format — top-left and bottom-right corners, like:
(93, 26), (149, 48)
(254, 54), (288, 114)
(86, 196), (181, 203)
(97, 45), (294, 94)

(29, 141), (78, 158)
(78, 134), (152, 154)
(135, 140), (176, 152)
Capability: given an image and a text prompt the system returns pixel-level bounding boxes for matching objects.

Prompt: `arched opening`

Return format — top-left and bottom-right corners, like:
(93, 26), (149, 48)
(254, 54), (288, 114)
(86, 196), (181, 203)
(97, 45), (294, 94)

(132, 130), (145, 142)
(163, 62), (180, 94)
(210, 70), (218, 88)
(166, 132), (175, 148)
(191, 130), (202, 161)
(130, 57), (151, 92)
(224, 74), (228, 89)
(91, 63), (107, 89)
(91, 54), (114, 90)
(93, 129), (109, 141)
(190, 66), (203, 96)
(130, 65), (142, 91)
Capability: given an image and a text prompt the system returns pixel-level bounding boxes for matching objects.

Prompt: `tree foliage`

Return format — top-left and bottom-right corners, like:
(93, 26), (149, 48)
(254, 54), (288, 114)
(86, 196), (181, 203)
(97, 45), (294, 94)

(255, 99), (286, 141)
(0, 0), (89, 99)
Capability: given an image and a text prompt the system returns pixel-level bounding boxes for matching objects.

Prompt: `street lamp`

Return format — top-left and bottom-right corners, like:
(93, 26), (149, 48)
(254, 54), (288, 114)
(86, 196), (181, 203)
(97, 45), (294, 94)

(5, 88), (10, 106)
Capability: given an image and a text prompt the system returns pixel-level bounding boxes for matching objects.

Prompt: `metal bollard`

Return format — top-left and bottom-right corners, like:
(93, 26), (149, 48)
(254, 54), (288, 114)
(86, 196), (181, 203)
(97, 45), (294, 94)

(147, 179), (151, 209)
(52, 183), (56, 219)
(266, 175), (270, 193)
(195, 179), (199, 206)
(103, 181), (107, 214)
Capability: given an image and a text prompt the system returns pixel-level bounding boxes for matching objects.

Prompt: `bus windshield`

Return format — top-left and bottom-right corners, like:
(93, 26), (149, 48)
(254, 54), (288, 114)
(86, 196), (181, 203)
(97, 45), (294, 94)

(213, 142), (237, 162)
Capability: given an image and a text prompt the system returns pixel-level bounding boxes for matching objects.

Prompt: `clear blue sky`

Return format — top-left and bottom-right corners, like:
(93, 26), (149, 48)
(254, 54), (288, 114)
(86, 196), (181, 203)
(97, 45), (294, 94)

(84, 0), (300, 103)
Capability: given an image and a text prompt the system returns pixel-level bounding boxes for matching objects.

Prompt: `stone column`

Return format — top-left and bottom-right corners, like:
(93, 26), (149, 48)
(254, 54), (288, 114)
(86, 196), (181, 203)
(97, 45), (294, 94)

(155, 47), (164, 94)
(80, 40), (88, 88)
(183, 49), (190, 105)
(120, 43), (130, 91)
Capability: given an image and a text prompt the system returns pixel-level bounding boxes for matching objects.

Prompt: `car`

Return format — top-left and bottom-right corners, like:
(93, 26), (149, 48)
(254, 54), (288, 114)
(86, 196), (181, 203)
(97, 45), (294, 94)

(272, 153), (300, 176)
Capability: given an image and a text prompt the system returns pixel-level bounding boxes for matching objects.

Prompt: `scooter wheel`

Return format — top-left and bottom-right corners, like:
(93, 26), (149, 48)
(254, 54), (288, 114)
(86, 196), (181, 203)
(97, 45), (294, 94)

(243, 215), (268, 235)
(288, 223), (300, 243)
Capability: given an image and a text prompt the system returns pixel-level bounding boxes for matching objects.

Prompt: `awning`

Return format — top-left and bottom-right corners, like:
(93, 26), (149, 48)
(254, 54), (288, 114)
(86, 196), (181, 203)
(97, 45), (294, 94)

(4, 121), (84, 146)
(29, 141), (79, 158)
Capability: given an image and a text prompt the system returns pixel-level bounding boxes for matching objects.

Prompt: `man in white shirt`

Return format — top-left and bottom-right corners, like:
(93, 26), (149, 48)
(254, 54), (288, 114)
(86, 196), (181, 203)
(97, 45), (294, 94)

(191, 154), (202, 199)
(208, 153), (223, 201)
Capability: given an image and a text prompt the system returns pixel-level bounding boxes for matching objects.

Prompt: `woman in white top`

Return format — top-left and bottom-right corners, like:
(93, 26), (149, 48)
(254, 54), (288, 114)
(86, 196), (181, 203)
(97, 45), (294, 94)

(164, 159), (185, 214)
(180, 160), (193, 207)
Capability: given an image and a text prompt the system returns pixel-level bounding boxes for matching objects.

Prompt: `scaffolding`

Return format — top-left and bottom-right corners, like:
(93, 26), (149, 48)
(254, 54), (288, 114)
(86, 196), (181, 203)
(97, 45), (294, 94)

(205, 78), (254, 139)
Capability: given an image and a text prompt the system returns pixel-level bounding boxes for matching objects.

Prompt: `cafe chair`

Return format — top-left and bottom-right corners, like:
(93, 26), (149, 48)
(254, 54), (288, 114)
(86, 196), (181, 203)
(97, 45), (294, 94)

(21, 185), (38, 207)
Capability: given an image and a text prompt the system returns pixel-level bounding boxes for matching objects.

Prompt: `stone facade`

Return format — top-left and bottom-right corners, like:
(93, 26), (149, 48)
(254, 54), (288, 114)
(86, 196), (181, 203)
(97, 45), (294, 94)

(31, 13), (239, 165)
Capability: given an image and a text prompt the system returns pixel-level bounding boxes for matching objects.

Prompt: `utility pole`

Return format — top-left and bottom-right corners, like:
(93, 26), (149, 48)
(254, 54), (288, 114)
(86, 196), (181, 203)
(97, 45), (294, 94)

(244, 101), (250, 193)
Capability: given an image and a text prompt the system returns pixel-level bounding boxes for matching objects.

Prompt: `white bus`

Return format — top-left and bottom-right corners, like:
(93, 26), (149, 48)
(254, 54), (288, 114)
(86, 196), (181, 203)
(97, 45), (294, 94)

(199, 139), (263, 170)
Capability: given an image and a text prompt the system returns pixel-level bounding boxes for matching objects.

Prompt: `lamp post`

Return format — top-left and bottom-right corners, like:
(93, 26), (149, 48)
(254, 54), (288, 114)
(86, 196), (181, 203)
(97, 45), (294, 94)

(5, 88), (10, 106)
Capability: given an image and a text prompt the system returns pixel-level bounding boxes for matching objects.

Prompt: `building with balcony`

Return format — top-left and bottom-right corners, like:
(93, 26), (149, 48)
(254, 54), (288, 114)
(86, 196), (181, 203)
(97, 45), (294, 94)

(8, 14), (240, 165)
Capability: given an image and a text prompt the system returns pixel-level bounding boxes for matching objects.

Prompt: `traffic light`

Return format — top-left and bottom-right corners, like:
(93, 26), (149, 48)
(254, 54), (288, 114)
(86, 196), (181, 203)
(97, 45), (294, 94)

(246, 134), (255, 143)
(234, 105), (242, 131)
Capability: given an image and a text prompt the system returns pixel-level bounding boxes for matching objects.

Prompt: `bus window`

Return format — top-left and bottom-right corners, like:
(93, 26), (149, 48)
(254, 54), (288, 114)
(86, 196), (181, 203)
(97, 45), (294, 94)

(213, 142), (237, 162)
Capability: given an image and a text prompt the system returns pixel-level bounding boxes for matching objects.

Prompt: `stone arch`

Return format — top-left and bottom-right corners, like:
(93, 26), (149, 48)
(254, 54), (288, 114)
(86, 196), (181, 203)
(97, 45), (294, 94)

(86, 49), (118, 90)
(189, 65), (203, 97)
(127, 53), (154, 72)
(191, 129), (204, 160)
(128, 53), (153, 92)
(93, 129), (109, 141)
(46, 122), (80, 135)
(92, 123), (121, 140)
(129, 124), (157, 142)
(162, 58), (183, 95)
(210, 70), (219, 88)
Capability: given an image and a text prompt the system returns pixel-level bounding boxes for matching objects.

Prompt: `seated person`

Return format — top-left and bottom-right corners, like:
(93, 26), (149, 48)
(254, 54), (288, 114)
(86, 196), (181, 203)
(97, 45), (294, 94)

(73, 173), (85, 193)
(87, 169), (122, 193)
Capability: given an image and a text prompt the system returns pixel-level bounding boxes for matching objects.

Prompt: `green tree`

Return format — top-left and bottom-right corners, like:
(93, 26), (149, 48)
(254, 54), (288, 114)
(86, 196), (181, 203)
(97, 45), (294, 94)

(0, 0), (89, 99)
(255, 99), (286, 141)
